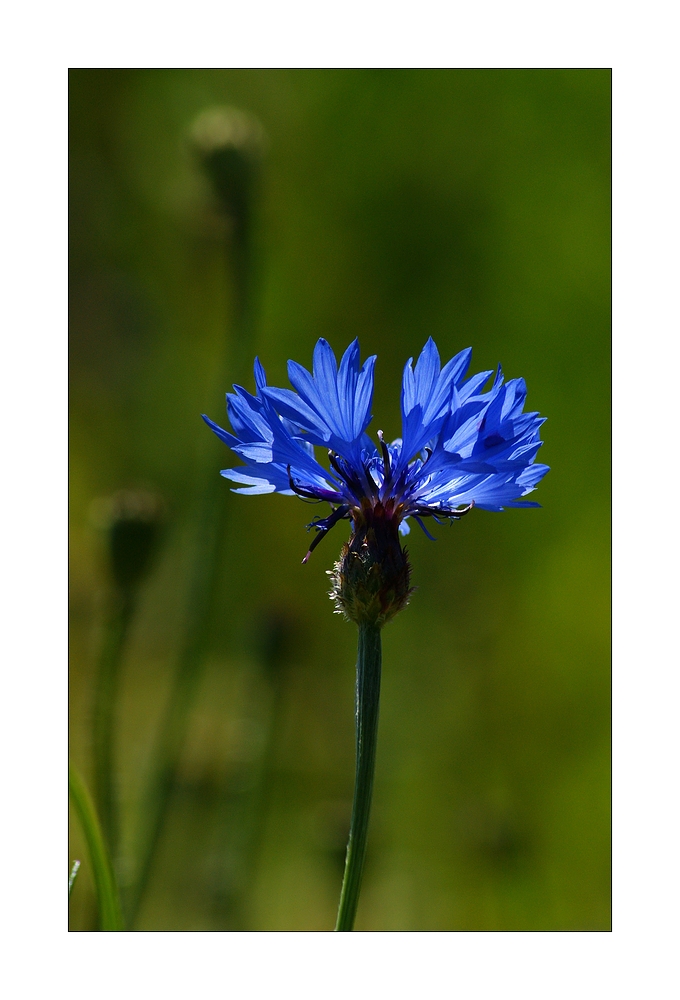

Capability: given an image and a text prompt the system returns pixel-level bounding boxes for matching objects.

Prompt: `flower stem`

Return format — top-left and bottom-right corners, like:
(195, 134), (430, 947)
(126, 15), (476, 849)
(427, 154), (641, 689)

(92, 589), (134, 860)
(69, 764), (124, 930)
(127, 201), (257, 928)
(335, 621), (382, 931)
(124, 484), (229, 924)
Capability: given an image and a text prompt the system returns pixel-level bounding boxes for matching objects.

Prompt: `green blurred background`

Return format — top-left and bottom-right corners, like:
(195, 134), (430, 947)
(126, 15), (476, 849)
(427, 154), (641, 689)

(68, 69), (611, 931)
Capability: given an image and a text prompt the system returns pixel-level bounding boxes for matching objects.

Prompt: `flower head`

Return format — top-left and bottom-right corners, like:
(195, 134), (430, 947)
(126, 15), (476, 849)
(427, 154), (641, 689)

(203, 338), (549, 623)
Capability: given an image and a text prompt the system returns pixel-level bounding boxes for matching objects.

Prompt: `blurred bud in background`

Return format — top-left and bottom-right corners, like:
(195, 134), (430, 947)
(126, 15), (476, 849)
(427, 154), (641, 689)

(86, 490), (167, 867)
(90, 489), (166, 593)
(189, 107), (266, 246)
(253, 606), (301, 678)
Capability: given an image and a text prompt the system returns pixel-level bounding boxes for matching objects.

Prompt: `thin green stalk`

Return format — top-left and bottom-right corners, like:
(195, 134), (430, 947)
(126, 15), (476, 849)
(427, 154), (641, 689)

(69, 764), (124, 930)
(68, 860), (81, 898)
(127, 235), (255, 929)
(124, 478), (229, 924)
(336, 622), (382, 931)
(210, 646), (288, 929)
(92, 589), (134, 859)
(127, 116), (264, 925)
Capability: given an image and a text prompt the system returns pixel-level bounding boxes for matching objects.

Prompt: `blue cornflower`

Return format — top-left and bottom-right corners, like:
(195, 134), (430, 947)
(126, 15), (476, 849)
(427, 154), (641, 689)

(203, 337), (548, 928)
(203, 337), (548, 560)
(204, 338), (548, 625)
(204, 338), (549, 626)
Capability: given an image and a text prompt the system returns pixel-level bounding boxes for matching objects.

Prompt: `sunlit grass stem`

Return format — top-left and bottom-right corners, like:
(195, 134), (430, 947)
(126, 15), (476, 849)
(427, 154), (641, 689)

(335, 622), (382, 931)
(68, 860), (81, 898)
(69, 764), (124, 930)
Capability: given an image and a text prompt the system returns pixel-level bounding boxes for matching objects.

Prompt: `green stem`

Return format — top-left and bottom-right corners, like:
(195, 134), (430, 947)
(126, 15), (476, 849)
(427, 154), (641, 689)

(92, 589), (134, 859)
(335, 622), (382, 931)
(69, 764), (124, 930)
(127, 229), (255, 928)
(124, 479), (228, 924)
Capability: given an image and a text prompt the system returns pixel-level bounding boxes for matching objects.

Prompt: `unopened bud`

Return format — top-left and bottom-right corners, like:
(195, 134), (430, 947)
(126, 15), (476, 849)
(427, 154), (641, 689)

(90, 490), (166, 591)
(189, 106), (266, 242)
(253, 607), (299, 676)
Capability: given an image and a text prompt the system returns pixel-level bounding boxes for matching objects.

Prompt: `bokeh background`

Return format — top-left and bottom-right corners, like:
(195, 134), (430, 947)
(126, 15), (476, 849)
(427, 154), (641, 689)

(68, 69), (611, 931)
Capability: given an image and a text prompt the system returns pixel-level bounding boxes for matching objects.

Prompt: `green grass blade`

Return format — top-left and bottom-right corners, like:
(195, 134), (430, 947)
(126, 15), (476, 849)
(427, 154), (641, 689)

(68, 859), (81, 898)
(92, 591), (134, 860)
(68, 764), (124, 930)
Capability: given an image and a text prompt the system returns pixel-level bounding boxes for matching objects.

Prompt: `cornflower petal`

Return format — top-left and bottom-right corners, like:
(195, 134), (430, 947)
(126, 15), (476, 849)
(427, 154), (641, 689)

(396, 339), (475, 473)
(259, 384), (329, 441)
(221, 468), (285, 495)
(202, 413), (241, 450)
(263, 339), (377, 466)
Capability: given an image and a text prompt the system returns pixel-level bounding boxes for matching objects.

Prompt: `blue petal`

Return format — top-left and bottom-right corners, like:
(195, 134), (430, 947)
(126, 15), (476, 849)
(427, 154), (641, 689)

(397, 341), (477, 469)
(458, 369), (494, 401)
(205, 339), (549, 522)
(282, 339), (377, 463)
(202, 413), (240, 449)
(220, 468), (288, 495)
(261, 385), (331, 442)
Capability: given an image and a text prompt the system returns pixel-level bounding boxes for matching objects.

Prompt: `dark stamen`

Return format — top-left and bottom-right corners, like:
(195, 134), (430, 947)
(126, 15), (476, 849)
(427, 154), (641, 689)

(377, 430), (392, 483)
(417, 447), (434, 474)
(442, 500), (475, 519)
(412, 500), (475, 520)
(302, 504), (350, 564)
(328, 450), (345, 478)
(287, 464), (324, 501)
(328, 449), (368, 501)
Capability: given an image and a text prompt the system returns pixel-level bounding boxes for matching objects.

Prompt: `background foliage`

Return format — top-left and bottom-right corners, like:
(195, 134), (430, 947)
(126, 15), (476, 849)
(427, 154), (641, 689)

(69, 68), (611, 931)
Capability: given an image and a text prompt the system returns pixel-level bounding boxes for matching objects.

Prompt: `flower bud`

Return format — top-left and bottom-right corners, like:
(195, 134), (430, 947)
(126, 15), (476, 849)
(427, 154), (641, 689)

(90, 490), (166, 591)
(189, 106), (265, 243)
(328, 500), (413, 628)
